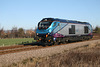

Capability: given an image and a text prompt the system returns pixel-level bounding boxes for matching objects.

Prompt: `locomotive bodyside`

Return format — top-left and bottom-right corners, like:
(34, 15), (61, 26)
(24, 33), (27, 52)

(35, 18), (93, 45)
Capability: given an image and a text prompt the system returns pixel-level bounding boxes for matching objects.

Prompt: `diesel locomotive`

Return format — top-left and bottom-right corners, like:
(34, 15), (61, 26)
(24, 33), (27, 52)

(35, 18), (93, 45)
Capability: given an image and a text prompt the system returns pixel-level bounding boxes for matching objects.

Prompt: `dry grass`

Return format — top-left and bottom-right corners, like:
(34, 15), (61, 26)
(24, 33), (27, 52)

(35, 46), (100, 67)
(6, 43), (100, 67)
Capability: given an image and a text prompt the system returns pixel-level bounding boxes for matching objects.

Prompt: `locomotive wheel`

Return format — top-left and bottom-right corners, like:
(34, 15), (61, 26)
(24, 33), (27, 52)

(48, 42), (54, 46)
(54, 41), (59, 45)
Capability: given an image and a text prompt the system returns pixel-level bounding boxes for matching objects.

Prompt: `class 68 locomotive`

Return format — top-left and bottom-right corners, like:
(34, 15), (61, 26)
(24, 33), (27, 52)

(35, 18), (93, 46)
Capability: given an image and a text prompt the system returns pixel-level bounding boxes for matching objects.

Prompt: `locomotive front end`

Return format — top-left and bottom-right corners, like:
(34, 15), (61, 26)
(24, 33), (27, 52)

(35, 18), (55, 44)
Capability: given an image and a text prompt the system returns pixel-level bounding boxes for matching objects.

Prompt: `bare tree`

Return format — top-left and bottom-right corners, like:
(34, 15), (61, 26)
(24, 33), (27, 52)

(6, 30), (11, 38)
(94, 26), (100, 33)
(11, 27), (18, 38)
(25, 29), (35, 38)
(0, 28), (5, 38)
(18, 28), (25, 38)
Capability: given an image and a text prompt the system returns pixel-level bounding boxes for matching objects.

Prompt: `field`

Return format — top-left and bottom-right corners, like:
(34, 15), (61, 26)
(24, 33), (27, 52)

(0, 38), (35, 46)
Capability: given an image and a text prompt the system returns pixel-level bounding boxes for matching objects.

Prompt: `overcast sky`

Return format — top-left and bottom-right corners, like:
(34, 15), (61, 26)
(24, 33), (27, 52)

(0, 0), (100, 30)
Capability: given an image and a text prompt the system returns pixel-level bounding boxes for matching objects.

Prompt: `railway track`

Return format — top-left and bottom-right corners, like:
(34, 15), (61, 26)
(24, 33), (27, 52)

(0, 45), (43, 55)
(0, 45), (26, 50)
(0, 34), (100, 55)
(0, 40), (92, 55)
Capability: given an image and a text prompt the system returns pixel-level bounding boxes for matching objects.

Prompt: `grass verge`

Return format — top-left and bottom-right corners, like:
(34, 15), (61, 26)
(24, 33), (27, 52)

(0, 38), (35, 46)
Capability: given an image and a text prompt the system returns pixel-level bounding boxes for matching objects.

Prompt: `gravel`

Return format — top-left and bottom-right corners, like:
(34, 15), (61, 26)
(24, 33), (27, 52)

(0, 39), (100, 66)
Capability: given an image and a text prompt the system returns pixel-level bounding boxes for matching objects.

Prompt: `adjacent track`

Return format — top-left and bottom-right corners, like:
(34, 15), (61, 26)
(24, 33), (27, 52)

(0, 45), (43, 55)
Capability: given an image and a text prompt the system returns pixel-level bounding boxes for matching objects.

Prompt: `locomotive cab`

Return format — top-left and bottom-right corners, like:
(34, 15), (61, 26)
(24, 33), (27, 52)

(35, 18), (59, 44)
(36, 18), (58, 35)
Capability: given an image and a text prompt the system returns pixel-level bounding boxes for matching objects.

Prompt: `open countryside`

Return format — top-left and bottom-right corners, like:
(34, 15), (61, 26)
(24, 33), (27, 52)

(0, 0), (100, 67)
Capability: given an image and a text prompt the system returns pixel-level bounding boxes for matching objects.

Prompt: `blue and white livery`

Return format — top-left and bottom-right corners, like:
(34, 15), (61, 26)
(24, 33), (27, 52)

(35, 18), (93, 45)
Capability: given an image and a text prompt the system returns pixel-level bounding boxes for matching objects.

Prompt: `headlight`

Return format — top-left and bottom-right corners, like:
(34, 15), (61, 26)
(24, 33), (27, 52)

(37, 33), (38, 35)
(48, 33), (50, 35)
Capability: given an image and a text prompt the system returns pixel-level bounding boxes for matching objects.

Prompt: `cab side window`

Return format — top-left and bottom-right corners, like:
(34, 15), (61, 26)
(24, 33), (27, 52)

(69, 25), (75, 34)
(53, 22), (56, 27)
(58, 23), (60, 26)
(84, 26), (89, 33)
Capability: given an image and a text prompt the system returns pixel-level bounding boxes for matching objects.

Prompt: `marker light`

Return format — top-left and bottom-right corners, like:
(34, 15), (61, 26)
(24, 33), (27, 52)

(46, 35), (48, 37)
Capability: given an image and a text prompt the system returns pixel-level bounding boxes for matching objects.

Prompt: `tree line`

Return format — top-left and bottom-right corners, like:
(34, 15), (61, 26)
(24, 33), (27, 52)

(93, 26), (100, 33)
(0, 27), (36, 38)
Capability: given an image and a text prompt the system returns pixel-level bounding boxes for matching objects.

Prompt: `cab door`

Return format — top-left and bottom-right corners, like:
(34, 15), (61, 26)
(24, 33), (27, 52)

(52, 22), (60, 34)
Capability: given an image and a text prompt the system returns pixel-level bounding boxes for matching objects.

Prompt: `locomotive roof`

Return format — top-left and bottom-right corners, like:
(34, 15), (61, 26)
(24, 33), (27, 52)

(41, 18), (90, 25)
